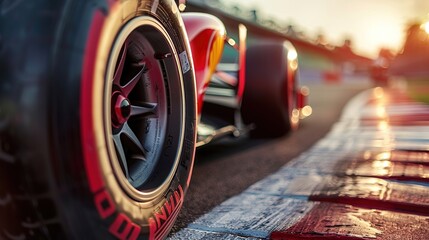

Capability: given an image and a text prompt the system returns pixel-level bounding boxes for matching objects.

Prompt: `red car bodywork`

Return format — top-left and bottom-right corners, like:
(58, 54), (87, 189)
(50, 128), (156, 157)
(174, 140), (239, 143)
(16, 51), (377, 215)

(182, 13), (227, 115)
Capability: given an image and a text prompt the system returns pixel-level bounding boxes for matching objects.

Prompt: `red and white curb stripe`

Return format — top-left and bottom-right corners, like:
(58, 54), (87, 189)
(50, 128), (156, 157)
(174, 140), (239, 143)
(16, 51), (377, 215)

(170, 87), (429, 239)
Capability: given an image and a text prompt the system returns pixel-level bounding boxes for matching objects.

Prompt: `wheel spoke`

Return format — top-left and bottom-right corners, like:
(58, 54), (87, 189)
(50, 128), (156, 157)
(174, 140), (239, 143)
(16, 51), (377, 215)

(122, 64), (145, 97)
(122, 123), (147, 160)
(113, 42), (128, 85)
(130, 154), (147, 162)
(112, 134), (130, 179)
(130, 103), (157, 118)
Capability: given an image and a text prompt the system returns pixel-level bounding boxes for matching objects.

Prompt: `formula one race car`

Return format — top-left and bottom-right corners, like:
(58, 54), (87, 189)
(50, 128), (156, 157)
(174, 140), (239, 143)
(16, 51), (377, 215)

(0, 0), (307, 239)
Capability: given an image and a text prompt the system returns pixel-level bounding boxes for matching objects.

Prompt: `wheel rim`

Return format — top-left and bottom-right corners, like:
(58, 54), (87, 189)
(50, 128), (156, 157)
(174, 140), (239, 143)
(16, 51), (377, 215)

(285, 56), (299, 129)
(105, 16), (185, 199)
(286, 74), (299, 129)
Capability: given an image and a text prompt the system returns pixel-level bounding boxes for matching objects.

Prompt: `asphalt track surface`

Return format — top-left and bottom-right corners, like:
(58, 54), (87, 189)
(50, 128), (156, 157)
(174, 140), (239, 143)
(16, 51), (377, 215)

(171, 83), (371, 234)
(169, 83), (429, 239)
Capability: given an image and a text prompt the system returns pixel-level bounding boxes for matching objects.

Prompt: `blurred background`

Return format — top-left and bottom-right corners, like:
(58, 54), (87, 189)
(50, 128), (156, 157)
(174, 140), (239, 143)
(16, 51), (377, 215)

(185, 0), (429, 100)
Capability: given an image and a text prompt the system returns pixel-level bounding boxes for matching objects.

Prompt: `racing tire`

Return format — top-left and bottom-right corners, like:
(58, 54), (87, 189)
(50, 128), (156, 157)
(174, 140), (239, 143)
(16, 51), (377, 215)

(0, 0), (196, 239)
(241, 41), (299, 138)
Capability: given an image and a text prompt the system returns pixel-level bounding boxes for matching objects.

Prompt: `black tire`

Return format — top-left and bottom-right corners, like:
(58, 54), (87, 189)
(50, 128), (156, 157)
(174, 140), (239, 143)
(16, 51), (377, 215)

(0, 0), (196, 239)
(241, 40), (299, 138)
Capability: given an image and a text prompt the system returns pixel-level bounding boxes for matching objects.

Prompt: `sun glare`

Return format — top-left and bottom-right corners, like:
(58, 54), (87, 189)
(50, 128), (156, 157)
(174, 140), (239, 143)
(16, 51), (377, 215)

(423, 21), (429, 34)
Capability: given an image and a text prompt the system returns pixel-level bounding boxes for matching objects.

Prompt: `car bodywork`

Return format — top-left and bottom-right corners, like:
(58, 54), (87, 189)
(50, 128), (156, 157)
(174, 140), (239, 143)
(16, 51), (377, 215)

(182, 11), (309, 146)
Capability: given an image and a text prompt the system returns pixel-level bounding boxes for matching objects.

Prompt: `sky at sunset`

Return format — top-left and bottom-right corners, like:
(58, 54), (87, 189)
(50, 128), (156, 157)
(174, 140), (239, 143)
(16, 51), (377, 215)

(231, 0), (429, 58)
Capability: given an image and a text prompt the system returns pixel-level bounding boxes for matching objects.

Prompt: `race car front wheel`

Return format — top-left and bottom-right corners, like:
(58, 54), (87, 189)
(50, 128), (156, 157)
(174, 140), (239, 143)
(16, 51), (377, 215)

(241, 41), (299, 138)
(0, 0), (196, 239)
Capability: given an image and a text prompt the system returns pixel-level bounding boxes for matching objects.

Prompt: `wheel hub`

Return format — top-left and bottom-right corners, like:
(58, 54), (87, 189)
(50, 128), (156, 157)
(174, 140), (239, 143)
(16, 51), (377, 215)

(112, 91), (131, 127)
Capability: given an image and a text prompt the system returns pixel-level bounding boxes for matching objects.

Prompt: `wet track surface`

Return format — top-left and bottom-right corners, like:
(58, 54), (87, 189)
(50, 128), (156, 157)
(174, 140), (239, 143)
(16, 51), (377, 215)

(170, 83), (429, 239)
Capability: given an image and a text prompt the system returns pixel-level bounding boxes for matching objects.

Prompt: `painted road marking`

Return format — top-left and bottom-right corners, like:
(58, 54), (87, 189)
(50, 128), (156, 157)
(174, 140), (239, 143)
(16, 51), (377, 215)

(170, 87), (429, 239)
(272, 202), (429, 239)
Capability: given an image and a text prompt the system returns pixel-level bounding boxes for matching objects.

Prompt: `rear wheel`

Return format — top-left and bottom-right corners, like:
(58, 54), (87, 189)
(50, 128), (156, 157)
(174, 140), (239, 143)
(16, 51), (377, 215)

(241, 41), (299, 138)
(0, 0), (196, 239)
